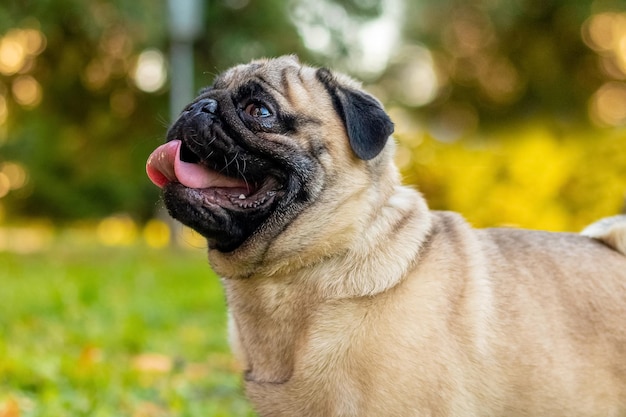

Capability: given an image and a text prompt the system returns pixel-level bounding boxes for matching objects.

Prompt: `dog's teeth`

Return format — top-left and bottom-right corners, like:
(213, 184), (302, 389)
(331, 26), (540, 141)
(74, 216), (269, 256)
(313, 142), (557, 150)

(228, 192), (271, 209)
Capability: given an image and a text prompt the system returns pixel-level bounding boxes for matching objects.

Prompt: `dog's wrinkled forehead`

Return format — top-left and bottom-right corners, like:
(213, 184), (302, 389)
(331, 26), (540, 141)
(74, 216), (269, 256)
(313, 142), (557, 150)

(212, 55), (302, 91)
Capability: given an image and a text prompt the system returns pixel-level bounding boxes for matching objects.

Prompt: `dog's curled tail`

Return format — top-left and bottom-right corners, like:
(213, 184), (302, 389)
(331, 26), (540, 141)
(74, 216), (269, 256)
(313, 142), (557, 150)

(581, 215), (626, 255)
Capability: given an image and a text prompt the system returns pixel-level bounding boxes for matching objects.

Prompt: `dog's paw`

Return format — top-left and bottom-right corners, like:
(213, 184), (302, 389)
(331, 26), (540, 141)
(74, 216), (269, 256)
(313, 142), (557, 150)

(581, 215), (626, 255)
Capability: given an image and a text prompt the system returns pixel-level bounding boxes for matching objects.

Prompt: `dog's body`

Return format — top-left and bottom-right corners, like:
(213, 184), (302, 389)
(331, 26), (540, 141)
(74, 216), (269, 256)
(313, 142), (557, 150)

(146, 56), (626, 416)
(228, 210), (626, 416)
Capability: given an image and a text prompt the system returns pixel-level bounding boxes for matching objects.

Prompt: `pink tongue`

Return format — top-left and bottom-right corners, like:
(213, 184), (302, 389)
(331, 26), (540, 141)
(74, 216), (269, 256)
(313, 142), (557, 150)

(146, 140), (248, 190)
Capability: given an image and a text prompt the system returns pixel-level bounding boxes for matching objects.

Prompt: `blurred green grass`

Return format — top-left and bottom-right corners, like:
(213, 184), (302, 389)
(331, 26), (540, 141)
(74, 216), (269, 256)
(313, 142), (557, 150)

(0, 243), (254, 416)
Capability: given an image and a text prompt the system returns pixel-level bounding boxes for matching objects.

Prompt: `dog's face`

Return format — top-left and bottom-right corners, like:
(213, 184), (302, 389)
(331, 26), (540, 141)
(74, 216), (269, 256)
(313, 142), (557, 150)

(146, 55), (393, 254)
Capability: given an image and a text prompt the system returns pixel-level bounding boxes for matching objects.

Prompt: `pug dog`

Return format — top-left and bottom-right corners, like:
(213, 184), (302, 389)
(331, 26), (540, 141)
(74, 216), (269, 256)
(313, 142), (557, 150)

(146, 55), (626, 417)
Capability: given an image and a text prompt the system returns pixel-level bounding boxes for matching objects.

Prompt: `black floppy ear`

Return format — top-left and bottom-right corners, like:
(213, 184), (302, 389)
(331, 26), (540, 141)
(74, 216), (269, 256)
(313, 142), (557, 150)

(317, 69), (394, 160)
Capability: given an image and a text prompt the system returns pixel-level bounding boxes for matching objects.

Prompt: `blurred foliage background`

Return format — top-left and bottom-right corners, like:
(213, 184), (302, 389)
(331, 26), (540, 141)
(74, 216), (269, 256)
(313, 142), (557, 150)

(1, 1), (626, 415)
(0, 0), (625, 237)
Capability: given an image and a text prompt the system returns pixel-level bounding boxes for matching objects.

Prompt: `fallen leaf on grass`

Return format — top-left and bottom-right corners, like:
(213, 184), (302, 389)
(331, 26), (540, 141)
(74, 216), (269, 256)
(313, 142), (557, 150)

(0, 398), (20, 417)
(132, 353), (173, 374)
(78, 345), (103, 368)
(132, 401), (168, 417)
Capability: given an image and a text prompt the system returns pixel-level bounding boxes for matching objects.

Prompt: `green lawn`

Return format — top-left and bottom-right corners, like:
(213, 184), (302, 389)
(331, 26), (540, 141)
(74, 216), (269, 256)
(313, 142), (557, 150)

(0, 242), (254, 416)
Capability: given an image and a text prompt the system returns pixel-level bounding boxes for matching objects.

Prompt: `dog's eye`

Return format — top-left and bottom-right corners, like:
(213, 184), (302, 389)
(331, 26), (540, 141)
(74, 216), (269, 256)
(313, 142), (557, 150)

(245, 102), (272, 118)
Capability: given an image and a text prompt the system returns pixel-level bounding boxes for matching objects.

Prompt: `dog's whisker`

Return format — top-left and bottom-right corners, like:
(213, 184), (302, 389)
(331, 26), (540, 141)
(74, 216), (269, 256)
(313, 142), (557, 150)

(242, 158), (248, 178)
(221, 152), (239, 174)
(217, 154), (231, 175)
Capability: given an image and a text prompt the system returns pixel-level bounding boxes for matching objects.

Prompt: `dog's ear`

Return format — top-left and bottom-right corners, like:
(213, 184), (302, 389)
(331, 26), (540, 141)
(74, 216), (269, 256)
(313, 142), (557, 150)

(317, 68), (394, 160)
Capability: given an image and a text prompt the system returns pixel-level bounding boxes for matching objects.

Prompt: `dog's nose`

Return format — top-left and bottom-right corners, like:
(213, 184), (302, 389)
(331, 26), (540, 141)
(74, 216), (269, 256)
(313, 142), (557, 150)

(187, 98), (218, 115)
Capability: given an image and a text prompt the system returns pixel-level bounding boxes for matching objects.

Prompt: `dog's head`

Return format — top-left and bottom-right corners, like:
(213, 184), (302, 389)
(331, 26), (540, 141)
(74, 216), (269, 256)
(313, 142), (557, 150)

(147, 55), (394, 255)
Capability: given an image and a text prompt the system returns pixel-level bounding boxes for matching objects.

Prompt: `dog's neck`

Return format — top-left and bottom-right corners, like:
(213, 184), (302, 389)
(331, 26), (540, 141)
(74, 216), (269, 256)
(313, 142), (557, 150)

(308, 184), (432, 298)
(220, 182), (433, 384)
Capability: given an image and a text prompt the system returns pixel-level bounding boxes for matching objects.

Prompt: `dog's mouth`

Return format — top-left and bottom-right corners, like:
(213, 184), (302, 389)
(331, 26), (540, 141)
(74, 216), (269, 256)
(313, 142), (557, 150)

(146, 134), (292, 252)
(146, 139), (283, 212)
(145, 93), (317, 253)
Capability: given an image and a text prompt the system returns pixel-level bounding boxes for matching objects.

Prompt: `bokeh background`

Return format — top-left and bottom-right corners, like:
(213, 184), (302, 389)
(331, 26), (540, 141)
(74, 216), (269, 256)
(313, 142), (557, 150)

(1, 0), (626, 415)
(2, 0), (626, 244)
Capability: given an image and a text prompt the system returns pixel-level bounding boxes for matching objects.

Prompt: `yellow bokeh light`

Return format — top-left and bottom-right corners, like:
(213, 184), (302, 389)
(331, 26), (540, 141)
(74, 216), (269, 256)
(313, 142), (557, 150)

(0, 27), (46, 76)
(0, 223), (54, 253)
(478, 58), (523, 104)
(110, 88), (136, 118)
(1, 161), (28, 190)
(589, 81), (626, 127)
(101, 27), (132, 59)
(0, 36), (25, 75)
(0, 95), (7, 125)
(0, 172), (9, 198)
(22, 28), (46, 55)
(12, 75), (42, 108)
(143, 219), (170, 248)
(617, 37), (626, 74)
(583, 12), (619, 52)
(582, 12), (626, 76)
(83, 58), (111, 91)
(97, 215), (138, 246)
(132, 49), (167, 93)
